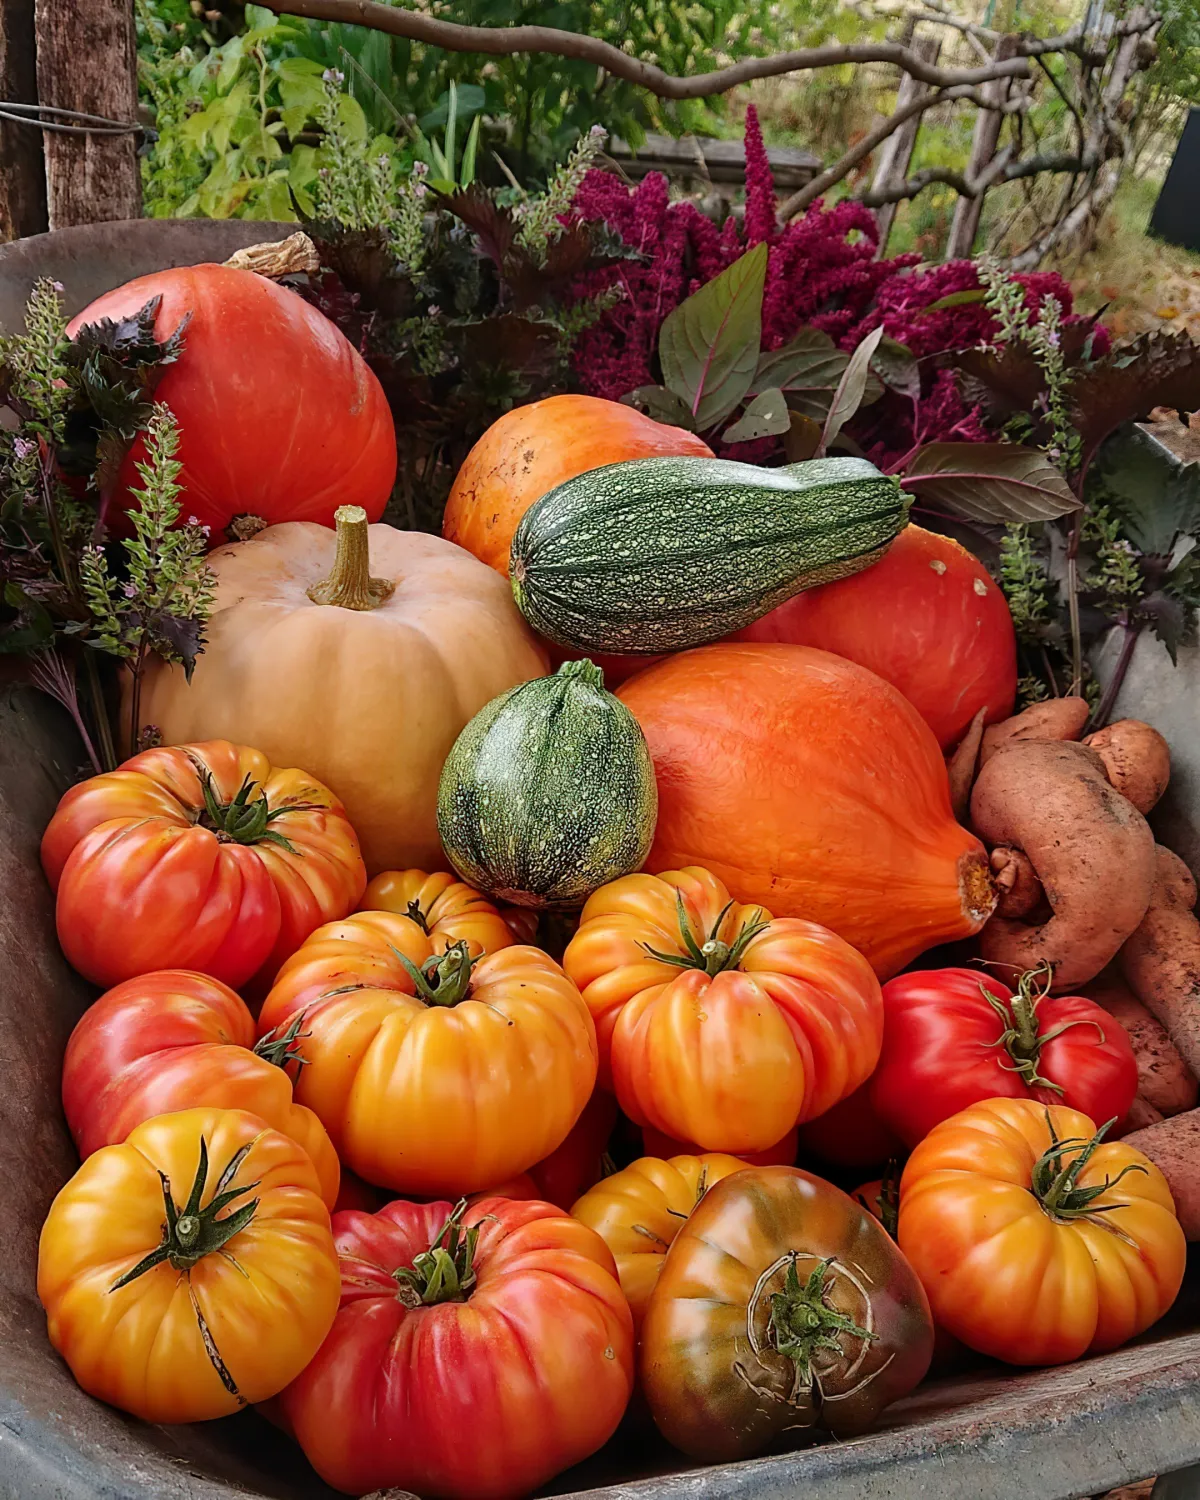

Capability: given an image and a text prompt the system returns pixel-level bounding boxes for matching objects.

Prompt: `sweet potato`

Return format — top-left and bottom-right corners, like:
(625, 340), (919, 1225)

(1119, 845), (1200, 1078)
(970, 739), (1156, 990)
(946, 707), (988, 823)
(1122, 1109), (1200, 1239)
(990, 846), (1043, 920)
(1083, 719), (1171, 814)
(1083, 968), (1198, 1117)
(979, 696), (1089, 766)
(1124, 1095), (1164, 1131)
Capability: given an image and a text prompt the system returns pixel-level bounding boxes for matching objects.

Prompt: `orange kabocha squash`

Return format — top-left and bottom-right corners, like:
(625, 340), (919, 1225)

(617, 644), (995, 979)
(136, 506), (547, 874)
(736, 524), (1016, 749)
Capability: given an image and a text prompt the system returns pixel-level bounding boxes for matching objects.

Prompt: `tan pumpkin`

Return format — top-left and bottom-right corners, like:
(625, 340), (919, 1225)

(136, 506), (548, 873)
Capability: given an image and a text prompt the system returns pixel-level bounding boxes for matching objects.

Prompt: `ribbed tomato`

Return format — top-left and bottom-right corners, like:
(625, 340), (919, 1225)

(736, 524), (1016, 749)
(279, 1196), (634, 1498)
(67, 264), (396, 540)
(564, 866), (883, 1153)
(899, 1098), (1185, 1364)
(617, 644), (995, 978)
(40, 740), (366, 991)
(358, 866), (516, 954)
(871, 966), (1139, 1148)
(572, 1153), (747, 1327)
(61, 969), (340, 1207)
(258, 912), (597, 1194)
(38, 1107), (340, 1423)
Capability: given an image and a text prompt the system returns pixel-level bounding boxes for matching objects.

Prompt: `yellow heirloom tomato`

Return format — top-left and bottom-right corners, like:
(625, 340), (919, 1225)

(37, 1107), (340, 1423)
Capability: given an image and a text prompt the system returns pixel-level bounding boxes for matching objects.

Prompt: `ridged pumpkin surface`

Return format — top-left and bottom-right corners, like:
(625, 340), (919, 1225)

(442, 394), (712, 575)
(617, 644), (994, 978)
(736, 524), (1017, 749)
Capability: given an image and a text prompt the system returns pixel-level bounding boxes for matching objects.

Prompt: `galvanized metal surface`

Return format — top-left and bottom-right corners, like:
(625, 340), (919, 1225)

(1, 217), (1199, 1500)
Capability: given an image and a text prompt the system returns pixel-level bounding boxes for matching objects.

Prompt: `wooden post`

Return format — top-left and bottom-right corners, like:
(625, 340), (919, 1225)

(871, 33), (943, 256)
(0, 0), (48, 240)
(944, 32), (1020, 260)
(33, 0), (140, 229)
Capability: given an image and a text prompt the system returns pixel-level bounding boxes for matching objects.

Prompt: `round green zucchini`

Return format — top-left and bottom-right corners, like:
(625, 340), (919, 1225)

(509, 453), (908, 654)
(437, 658), (658, 910)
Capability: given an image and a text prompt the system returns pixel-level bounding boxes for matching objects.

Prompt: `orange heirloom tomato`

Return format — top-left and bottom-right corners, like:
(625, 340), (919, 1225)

(564, 867), (883, 1153)
(572, 1154), (747, 1328)
(279, 1196), (634, 1499)
(37, 1107), (340, 1423)
(359, 866), (516, 954)
(258, 912), (597, 1195)
(41, 740), (366, 991)
(898, 1097), (1186, 1365)
(61, 970), (340, 1208)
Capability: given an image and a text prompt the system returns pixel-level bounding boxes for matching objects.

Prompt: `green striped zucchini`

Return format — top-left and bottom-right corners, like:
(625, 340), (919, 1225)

(437, 658), (658, 910)
(509, 454), (908, 654)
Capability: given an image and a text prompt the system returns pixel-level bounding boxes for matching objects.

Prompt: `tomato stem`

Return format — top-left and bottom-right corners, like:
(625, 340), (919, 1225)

(306, 504), (395, 611)
(1032, 1111), (1147, 1223)
(393, 1199), (485, 1306)
(642, 891), (770, 976)
(194, 764), (315, 852)
(253, 1011), (311, 1075)
(389, 939), (478, 1008)
(110, 1135), (261, 1290)
(766, 1254), (876, 1388)
(980, 964), (1105, 1097)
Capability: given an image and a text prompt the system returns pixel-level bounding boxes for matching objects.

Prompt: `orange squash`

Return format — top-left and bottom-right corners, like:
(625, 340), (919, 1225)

(736, 524), (1016, 750)
(617, 644), (995, 979)
(443, 395), (713, 575)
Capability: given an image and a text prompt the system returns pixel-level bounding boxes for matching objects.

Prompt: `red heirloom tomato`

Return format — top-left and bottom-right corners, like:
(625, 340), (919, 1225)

(564, 867), (883, 1154)
(258, 912), (596, 1194)
(41, 740), (366, 991)
(898, 1097), (1185, 1365)
(67, 264), (396, 539)
(279, 1196), (634, 1499)
(37, 1107), (340, 1423)
(572, 1154), (747, 1328)
(871, 965), (1139, 1148)
(61, 969), (339, 1207)
(641, 1166), (933, 1461)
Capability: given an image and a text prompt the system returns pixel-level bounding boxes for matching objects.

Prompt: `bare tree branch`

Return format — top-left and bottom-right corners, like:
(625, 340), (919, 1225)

(261, 0), (1036, 93)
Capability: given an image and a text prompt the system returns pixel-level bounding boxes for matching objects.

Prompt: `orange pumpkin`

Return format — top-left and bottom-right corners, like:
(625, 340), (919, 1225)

(563, 867), (883, 1153)
(736, 524), (1016, 750)
(359, 868), (516, 955)
(617, 645), (995, 979)
(257, 911), (596, 1194)
(443, 394), (713, 575)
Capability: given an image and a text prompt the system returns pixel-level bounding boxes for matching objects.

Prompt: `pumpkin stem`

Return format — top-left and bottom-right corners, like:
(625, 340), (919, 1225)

(554, 658), (606, 691)
(307, 505), (396, 611)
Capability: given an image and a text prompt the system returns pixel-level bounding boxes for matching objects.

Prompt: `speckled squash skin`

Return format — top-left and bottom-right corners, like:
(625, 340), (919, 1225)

(509, 454), (908, 655)
(437, 660), (658, 909)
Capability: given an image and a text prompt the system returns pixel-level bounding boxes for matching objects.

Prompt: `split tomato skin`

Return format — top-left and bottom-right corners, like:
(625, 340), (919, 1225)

(41, 740), (366, 991)
(641, 1165), (933, 1462)
(61, 969), (340, 1207)
(279, 1196), (635, 1499)
(898, 1097), (1186, 1365)
(37, 1107), (340, 1423)
(871, 967), (1139, 1148)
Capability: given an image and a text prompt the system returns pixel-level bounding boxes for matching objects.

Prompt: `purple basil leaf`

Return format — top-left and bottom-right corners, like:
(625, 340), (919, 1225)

(901, 442), (1080, 522)
(658, 242), (767, 432)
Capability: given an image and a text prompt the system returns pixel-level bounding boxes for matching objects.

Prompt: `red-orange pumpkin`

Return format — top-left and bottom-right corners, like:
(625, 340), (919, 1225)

(67, 264), (396, 541)
(617, 644), (995, 979)
(735, 525), (1016, 749)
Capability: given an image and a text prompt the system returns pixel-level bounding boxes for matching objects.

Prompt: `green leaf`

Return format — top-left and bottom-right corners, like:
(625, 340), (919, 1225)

(820, 325), (884, 455)
(444, 80), (458, 186)
(901, 443), (1081, 522)
(461, 115), (481, 189)
(659, 242), (767, 431)
(335, 93), (369, 144)
(920, 288), (988, 314)
(752, 326), (846, 421)
(1090, 423), (1200, 558)
(276, 57), (326, 81)
(215, 35), (246, 93)
(724, 388), (790, 443)
(420, 85), (486, 131)
(620, 385), (697, 431)
(872, 337), (920, 404)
